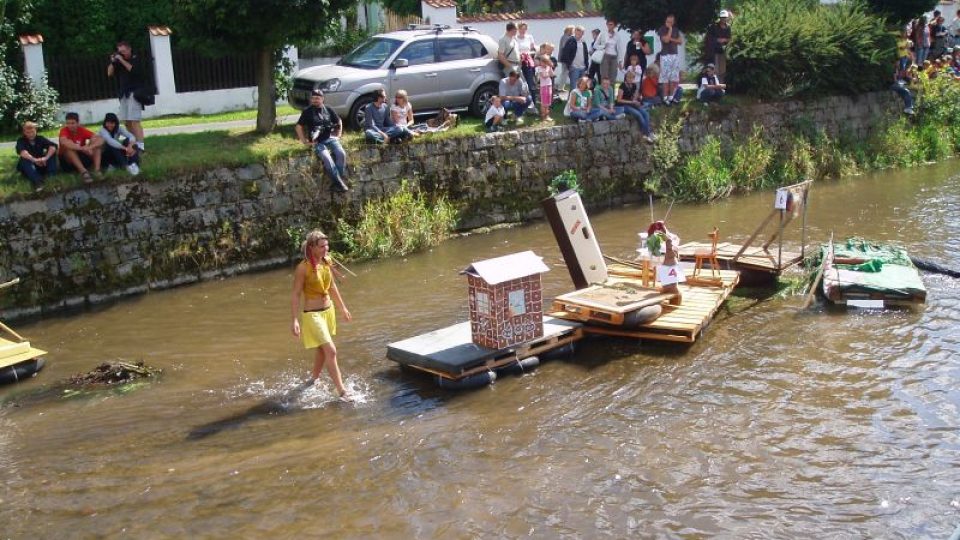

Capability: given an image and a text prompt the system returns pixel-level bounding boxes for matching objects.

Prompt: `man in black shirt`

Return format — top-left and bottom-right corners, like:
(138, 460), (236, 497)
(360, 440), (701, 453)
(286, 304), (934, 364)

(706, 11), (732, 79)
(107, 41), (146, 151)
(295, 90), (349, 193)
(15, 121), (58, 191)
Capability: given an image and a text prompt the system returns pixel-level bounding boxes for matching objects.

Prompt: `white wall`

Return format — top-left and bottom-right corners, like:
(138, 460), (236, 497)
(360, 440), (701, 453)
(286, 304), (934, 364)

(62, 87), (262, 125)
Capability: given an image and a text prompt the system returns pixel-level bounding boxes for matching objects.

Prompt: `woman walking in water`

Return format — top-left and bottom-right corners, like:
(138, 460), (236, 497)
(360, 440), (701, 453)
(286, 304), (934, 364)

(291, 230), (353, 399)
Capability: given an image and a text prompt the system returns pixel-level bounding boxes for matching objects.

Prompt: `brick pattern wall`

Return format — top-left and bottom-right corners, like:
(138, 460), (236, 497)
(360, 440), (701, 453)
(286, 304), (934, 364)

(467, 274), (544, 349)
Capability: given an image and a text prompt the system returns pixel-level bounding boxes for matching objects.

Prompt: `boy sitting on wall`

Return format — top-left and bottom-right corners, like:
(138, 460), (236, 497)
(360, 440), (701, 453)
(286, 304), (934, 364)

(697, 63), (726, 104)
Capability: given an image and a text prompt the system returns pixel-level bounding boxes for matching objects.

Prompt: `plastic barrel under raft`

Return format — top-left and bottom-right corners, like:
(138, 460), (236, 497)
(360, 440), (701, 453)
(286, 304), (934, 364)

(495, 356), (540, 376)
(436, 370), (496, 390)
(622, 305), (663, 328)
(0, 357), (46, 386)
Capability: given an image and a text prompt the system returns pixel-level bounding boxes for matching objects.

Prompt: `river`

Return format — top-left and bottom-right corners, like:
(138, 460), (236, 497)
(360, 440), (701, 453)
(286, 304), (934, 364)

(2, 161), (960, 539)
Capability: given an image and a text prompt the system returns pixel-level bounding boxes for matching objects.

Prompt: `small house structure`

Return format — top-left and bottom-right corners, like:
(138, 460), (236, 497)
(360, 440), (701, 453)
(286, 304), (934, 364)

(462, 251), (550, 349)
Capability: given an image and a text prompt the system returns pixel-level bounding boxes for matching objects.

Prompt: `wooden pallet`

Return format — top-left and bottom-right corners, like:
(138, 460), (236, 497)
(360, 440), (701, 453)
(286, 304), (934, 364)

(387, 316), (584, 381)
(550, 267), (739, 343)
(678, 242), (803, 274)
(0, 336), (45, 370)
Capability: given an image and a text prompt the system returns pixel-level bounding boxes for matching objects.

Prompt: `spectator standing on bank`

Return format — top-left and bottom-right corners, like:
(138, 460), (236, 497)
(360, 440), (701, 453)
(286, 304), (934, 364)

(98, 112), (141, 175)
(295, 90), (349, 193)
(499, 69), (533, 124)
(536, 54), (555, 121)
(559, 26), (589, 92)
(595, 20), (622, 84)
(950, 10), (960, 46)
(705, 10), (732, 79)
(557, 26), (575, 90)
(624, 30), (651, 74)
(913, 16), (930, 66)
(516, 23), (539, 106)
(498, 22), (521, 77)
(588, 28), (603, 87)
(106, 41), (146, 151)
(931, 16), (948, 59)
(15, 121), (58, 191)
(658, 14), (684, 106)
(58, 112), (103, 184)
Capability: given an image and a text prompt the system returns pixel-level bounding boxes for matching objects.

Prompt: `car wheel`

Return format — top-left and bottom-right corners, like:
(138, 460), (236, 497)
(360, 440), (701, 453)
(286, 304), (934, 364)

(470, 83), (498, 118)
(349, 93), (377, 130)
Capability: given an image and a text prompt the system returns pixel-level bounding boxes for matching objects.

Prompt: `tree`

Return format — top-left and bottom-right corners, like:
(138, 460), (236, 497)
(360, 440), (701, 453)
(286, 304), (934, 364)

(174, 0), (355, 133)
(603, 0), (721, 34)
(862, 0), (938, 24)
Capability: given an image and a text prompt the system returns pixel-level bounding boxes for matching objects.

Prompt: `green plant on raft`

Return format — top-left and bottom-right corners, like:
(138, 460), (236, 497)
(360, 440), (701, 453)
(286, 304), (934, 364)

(336, 180), (458, 261)
(548, 170), (580, 195)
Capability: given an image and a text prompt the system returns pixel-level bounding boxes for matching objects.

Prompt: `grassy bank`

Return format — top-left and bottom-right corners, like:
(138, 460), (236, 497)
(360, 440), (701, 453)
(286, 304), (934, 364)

(648, 76), (960, 201)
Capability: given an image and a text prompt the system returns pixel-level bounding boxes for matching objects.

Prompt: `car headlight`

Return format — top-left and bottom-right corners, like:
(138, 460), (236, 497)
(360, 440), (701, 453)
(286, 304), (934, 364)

(319, 79), (341, 92)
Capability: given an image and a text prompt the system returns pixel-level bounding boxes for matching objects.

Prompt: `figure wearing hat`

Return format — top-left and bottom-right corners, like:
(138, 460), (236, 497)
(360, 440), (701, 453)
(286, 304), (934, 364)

(706, 10), (732, 79)
(294, 89), (350, 193)
(697, 63), (726, 104)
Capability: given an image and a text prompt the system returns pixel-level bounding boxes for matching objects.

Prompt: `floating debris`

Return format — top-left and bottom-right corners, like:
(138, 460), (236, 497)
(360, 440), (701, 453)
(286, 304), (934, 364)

(67, 361), (162, 386)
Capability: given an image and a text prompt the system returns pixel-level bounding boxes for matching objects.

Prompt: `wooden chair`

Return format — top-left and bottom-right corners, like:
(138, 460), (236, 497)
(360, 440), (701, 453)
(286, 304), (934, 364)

(693, 227), (720, 279)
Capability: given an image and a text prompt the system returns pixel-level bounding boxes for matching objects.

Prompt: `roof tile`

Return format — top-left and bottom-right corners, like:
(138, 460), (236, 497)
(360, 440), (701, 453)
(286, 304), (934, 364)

(148, 26), (173, 36)
(17, 34), (44, 46)
(424, 0), (458, 7)
(458, 10), (602, 23)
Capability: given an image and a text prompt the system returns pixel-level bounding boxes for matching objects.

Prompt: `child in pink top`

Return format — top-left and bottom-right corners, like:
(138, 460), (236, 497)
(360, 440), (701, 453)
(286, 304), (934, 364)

(535, 54), (555, 121)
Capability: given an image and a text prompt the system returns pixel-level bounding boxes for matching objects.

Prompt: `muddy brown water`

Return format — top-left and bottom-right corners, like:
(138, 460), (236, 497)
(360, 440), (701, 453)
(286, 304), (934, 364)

(2, 162), (960, 539)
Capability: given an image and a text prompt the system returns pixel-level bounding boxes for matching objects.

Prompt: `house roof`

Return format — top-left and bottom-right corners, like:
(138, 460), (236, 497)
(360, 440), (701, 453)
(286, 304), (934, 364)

(148, 26), (173, 36)
(461, 250), (549, 285)
(458, 10), (603, 23)
(424, 0), (458, 7)
(18, 34), (43, 45)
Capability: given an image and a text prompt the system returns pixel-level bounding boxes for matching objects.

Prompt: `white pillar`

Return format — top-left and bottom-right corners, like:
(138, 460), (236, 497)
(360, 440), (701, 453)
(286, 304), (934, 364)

(148, 26), (177, 96)
(284, 45), (299, 73)
(19, 35), (46, 87)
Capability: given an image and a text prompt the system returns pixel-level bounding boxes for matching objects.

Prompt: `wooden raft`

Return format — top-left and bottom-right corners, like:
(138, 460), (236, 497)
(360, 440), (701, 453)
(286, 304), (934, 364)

(678, 242), (803, 274)
(0, 336), (45, 370)
(386, 316), (583, 381)
(551, 266), (740, 343)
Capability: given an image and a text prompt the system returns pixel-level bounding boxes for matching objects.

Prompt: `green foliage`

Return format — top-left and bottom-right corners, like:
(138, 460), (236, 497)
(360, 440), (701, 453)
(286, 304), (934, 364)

(730, 127), (775, 191)
(11, 75), (60, 130)
(24, 0), (173, 57)
(379, 0), (421, 17)
(548, 170), (580, 195)
(726, 0), (895, 99)
(604, 0), (721, 33)
(674, 136), (734, 201)
(336, 180), (458, 261)
(299, 26), (371, 58)
(273, 47), (296, 102)
(862, 0), (938, 24)
(0, 55), (18, 130)
(645, 116), (684, 194)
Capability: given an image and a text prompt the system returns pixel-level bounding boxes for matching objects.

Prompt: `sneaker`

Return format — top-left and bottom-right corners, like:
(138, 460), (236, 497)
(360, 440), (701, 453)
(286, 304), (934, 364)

(127, 163), (141, 176)
(664, 96), (673, 105)
(81, 171), (94, 184)
(904, 107), (915, 115)
(331, 176), (350, 193)
(515, 116), (525, 125)
(615, 113), (626, 120)
(645, 134), (656, 144)
(578, 119), (588, 124)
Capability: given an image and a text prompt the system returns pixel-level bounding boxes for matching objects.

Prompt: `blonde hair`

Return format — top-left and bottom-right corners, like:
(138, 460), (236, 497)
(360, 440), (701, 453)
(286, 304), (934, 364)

(301, 230), (329, 264)
(575, 25), (585, 33)
(395, 88), (408, 100)
(646, 63), (660, 76)
(564, 25), (575, 33)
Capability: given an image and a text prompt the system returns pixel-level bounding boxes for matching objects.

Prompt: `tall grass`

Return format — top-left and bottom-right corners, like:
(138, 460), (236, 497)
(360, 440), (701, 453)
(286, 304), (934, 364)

(335, 180), (458, 261)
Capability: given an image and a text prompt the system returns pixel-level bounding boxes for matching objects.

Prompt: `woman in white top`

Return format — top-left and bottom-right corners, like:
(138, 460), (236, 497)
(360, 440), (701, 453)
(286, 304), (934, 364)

(98, 112), (140, 175)
(516, 22), (539, 106)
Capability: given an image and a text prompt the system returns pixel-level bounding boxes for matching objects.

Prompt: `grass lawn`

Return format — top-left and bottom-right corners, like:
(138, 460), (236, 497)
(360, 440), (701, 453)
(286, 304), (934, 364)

(0, 105), (300, 144)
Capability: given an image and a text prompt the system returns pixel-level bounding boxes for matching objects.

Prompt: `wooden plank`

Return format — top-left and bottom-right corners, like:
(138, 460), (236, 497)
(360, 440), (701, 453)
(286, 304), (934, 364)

(583, 325), (696, 342)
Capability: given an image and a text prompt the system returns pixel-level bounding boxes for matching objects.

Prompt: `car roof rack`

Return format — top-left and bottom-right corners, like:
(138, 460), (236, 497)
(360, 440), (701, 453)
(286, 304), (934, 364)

(407, 23), (450, 32)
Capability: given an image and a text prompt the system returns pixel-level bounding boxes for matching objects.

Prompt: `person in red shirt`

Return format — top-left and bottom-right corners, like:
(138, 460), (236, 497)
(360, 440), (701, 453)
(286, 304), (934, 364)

(58, 111), (103, 183)
(641, 63), (662, 106)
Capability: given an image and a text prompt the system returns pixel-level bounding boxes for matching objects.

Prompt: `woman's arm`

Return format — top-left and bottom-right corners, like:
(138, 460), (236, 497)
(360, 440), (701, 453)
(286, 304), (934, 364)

(291, 263), (305, 336)
(98, 127), (125, 150)
(328, 272), (352, 321)
(406, 104), (414, 126)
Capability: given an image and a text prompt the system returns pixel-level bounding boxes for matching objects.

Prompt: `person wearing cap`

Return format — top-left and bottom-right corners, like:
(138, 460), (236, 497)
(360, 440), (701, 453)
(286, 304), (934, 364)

(706, 10), (732, 79)
(697, 63), (726, 103)
(295, 89), (349, 193)
(498, 69), (533, 124)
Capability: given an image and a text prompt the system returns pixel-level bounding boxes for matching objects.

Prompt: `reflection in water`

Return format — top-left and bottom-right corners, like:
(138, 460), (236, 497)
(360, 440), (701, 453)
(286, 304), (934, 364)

(2, 162), (960, 537)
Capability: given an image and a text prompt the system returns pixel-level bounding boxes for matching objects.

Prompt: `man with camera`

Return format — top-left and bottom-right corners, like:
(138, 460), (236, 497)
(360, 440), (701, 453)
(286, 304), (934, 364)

(106, 41), (147, 151)
(295, 90), (349, 193)
(706, 10), (732, 79)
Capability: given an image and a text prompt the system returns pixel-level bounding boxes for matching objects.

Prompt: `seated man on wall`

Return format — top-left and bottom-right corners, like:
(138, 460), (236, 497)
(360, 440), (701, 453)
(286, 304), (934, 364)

(498, 69), (533, 124)
(58, 112), (103, 184)
(363, 89), (399, 144)
(697, 63), (727, 104)
(15, 121), (58, 192)
(295, 89), (349, 193)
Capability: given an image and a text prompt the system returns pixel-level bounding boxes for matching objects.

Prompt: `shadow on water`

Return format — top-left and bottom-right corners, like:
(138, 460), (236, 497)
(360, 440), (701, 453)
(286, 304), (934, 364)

(186, 380), (316, 440)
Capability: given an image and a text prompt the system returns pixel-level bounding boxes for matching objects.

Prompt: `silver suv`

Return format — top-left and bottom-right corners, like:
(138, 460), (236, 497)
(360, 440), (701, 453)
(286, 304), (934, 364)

(289, 26), (502, 129)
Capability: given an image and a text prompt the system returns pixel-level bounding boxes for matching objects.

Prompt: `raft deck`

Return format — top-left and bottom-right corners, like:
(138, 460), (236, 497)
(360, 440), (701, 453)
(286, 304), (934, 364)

(0, 336), (45, 370)
(678, 242), (803, 276)
(551, 265), (740, 343)
(387, 316), (583, 381)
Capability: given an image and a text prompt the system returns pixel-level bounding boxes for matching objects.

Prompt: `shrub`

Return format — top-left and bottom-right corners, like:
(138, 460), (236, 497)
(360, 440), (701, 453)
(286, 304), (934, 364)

(645, 116), (684, 194)
(336, 180), (458, 260)
(674, 136), (733, 201)
(730, 127), (775, 191)
(726, 0), (894, 99)
(12, 74), (60, 130)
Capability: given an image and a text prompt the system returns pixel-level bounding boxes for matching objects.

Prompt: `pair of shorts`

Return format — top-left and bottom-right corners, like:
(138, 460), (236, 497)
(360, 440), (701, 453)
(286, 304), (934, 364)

(540, 84), (552, 106)
(660, 54), (681, 83)
(118, 95), (143, 121)
(301, 308), (337, 349)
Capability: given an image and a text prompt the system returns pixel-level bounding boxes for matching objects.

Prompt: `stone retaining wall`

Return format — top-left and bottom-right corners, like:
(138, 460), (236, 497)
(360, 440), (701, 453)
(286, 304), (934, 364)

(0, 91), (900, 318)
